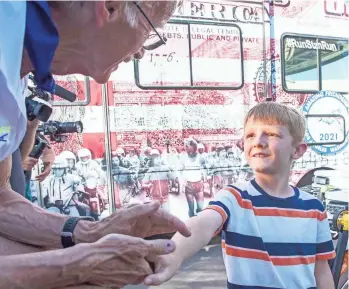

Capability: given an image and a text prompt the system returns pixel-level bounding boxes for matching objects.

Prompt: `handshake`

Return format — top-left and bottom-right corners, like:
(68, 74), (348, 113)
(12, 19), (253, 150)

(63, 201), (191, 289)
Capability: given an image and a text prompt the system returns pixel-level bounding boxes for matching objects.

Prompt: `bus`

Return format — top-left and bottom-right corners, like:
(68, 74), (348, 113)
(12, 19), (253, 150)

(29, 0), (348, 285)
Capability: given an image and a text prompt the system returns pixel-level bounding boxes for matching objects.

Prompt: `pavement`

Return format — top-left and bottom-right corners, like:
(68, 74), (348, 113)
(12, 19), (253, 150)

(125, 242), (227, 289)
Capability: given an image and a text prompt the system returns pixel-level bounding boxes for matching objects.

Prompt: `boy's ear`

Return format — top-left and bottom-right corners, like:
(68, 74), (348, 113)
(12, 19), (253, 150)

(292, 142), (308, 160)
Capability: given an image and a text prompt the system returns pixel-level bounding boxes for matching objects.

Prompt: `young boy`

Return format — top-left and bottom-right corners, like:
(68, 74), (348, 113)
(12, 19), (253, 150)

(144, 102), (336, 289)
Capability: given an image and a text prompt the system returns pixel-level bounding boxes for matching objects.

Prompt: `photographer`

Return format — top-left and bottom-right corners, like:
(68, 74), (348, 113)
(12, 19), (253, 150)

(0, 2), (190, 289)
(10, 117), (55, 200)
(22, 144), (55, 201)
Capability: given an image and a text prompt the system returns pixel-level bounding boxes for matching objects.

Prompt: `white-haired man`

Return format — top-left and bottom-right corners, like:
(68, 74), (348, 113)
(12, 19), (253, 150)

(0, 1), (191, 288)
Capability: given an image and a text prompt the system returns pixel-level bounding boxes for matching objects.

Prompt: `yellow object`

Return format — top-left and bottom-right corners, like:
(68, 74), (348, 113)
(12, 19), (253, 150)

(337, 210), (349, 231)
(320, 184), (336, 193)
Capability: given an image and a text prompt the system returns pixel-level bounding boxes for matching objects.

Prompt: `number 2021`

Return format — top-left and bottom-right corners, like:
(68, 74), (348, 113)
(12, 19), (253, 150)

(320, 133), (338, 141)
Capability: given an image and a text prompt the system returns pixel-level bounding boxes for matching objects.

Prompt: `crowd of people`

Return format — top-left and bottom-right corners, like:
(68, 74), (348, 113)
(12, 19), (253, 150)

(31, 138), (256, 219)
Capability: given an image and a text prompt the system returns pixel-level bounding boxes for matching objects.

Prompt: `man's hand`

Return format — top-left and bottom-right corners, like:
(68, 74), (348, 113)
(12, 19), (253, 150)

(27, 119), (40, 130)
(77, 201), (191, 243)
(20, 119), (41, 160)
(82, 234), (176, 288)
(22, 157), (38, 171)
(35, 163), (51, 182)
(143, 254), (181, 286)
(0, 233), (177, 289)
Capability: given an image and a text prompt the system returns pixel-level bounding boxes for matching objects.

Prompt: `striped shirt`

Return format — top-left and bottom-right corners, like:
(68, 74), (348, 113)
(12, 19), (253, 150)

(205, 179), (336, 289)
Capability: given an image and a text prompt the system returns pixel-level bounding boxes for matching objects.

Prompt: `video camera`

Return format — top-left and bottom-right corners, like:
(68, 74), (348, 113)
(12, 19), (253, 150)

(30, 133), (51, 159)
(26, 74), (77, 122)
(37, 121), (83, 143)
(29, 121), (82, 159)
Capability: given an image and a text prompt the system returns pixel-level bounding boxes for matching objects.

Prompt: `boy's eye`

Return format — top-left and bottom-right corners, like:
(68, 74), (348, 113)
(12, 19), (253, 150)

(268, 133), (279, 137)
(245, 133), (254, 138)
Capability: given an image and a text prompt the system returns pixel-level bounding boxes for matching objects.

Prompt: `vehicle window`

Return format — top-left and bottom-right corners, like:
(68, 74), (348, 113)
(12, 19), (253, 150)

(282, 35), (348, 93)
(134, 21), (244, 90)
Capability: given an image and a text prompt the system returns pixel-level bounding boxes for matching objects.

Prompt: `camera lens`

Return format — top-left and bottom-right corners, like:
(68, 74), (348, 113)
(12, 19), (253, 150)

(56, 121), (84, 134)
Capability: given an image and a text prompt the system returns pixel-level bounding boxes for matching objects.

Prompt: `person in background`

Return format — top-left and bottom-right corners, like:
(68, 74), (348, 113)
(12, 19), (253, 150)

(112, 155), (135, 208)
(166, 146), (181, 195)
(180, 138), (206, 218)
(42, 155), (89, 217)
(142, 149), (174, 211)
(60, 150), (78, 175)
(76, 148), (102, 183)
(211, 146), (232, 195)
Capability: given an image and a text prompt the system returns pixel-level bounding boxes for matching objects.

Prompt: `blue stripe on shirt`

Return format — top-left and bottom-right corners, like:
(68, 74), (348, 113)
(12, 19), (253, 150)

(226, 184), (324, 212)
(316, 240), (335, 254)
(225, 231), (317, 257)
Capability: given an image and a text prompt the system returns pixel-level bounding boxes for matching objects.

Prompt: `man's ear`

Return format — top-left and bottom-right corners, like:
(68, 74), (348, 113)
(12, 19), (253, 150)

(94, 1), (118, 28)
(292, 142), (308, 160)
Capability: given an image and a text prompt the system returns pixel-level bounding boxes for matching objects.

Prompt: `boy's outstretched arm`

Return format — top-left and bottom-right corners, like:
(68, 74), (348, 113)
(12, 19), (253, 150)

(144, 209), (223, 286)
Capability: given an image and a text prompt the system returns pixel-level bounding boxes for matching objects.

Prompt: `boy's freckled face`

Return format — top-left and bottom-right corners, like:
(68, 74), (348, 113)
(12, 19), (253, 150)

(243, 118), (295, 175)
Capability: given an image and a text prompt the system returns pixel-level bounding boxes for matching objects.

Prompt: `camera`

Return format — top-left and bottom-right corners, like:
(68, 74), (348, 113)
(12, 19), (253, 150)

(26, 74), (77, 122)
(25, 86), (53, 122)
(37, 121), (83, 143)
(30, 134), (51, 159)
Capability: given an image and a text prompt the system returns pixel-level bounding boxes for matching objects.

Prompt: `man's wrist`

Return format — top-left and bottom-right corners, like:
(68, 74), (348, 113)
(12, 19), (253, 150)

(73, 219), (101, 244)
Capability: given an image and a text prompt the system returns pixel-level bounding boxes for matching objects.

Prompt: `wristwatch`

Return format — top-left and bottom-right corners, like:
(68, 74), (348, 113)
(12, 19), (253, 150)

(61, 216), (94, 248)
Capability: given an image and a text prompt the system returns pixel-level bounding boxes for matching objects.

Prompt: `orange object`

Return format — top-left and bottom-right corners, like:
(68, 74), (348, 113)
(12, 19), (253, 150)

(340, 251), (348, 276)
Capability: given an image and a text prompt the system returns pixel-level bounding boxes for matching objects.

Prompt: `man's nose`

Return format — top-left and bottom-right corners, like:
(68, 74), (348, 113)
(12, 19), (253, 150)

(123, 48), (145, 63)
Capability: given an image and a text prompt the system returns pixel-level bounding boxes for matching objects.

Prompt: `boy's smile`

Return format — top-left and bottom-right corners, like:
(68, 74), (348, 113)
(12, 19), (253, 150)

(251, 152), (270, 158)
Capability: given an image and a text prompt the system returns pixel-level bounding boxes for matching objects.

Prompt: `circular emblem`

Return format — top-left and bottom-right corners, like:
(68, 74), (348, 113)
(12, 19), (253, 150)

(302, 91), (349, 155)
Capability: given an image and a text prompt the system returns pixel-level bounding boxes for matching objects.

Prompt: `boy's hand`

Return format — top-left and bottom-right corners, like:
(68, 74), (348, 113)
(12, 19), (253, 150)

(142, 209), (224, 286)
(143, 254), (181, 286)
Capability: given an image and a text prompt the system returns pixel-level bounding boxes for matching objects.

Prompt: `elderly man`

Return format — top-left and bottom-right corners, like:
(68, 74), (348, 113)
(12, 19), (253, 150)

(0, 1), (190, 289)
